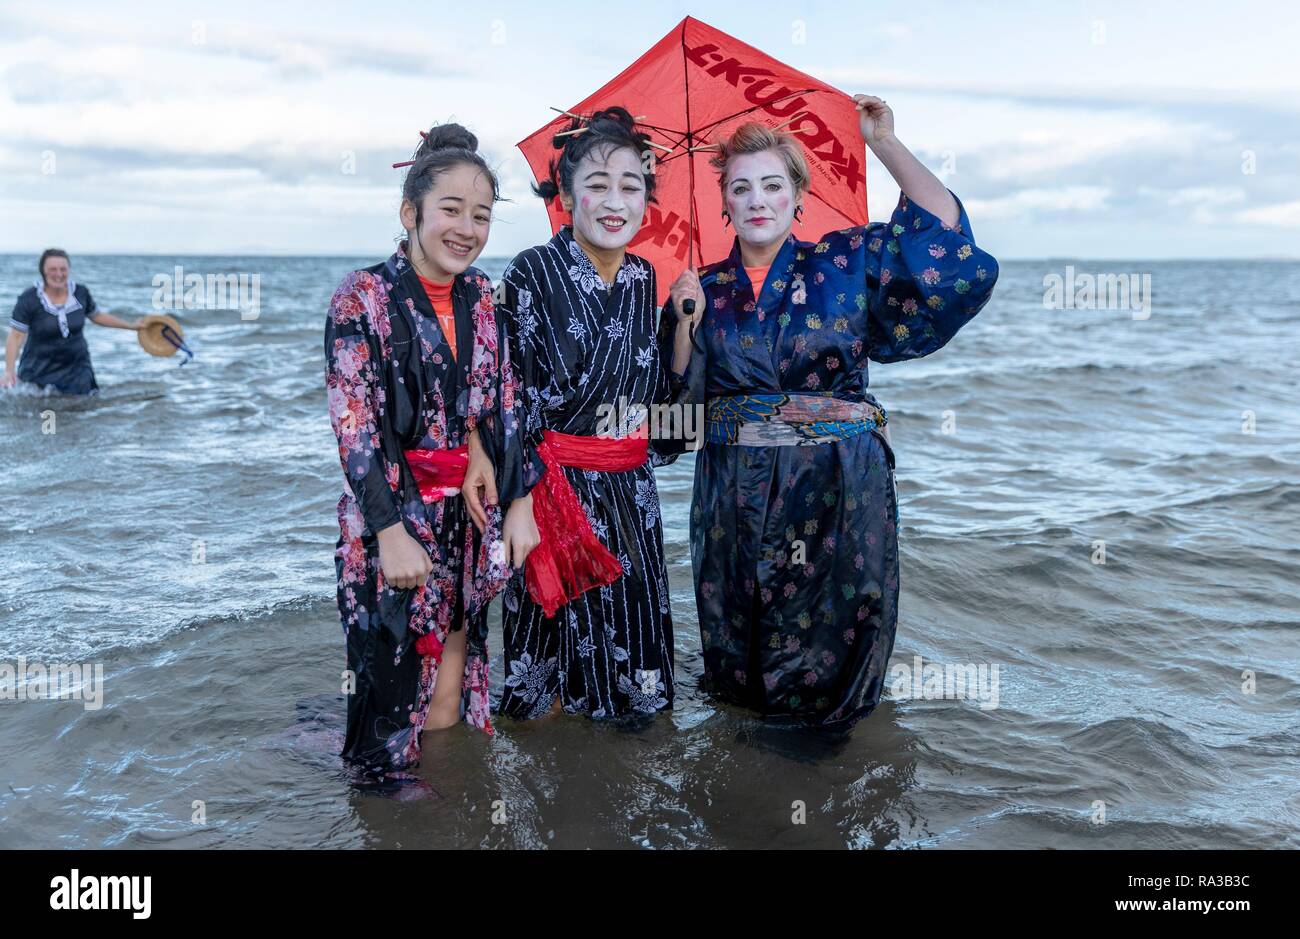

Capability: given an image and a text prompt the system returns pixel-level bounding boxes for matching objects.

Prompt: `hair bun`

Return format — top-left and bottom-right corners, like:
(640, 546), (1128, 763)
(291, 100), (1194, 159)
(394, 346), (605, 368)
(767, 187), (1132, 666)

(532, 103), (656, 206)
(591, 106), (636, 134)
(418, 123), (478, 157)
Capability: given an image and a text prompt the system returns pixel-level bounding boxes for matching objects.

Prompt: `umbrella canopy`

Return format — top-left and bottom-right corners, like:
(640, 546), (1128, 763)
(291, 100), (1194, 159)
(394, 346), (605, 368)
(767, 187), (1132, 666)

(517, 15), (869, 306)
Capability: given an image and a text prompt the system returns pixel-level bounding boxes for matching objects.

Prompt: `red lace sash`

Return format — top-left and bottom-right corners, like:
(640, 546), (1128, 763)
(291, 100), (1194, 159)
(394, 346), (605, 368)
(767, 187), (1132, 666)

(525, 429), (648, 617)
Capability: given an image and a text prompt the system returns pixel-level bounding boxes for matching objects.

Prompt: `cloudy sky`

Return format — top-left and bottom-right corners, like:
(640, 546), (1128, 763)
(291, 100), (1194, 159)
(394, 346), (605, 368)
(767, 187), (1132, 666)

(1, 0), (1296, 259)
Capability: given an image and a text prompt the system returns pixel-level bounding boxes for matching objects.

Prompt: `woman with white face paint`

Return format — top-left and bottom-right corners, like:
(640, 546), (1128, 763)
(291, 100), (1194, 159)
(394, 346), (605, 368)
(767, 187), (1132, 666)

(495, 106), (685, 720)
(665, 97), (1000, 731)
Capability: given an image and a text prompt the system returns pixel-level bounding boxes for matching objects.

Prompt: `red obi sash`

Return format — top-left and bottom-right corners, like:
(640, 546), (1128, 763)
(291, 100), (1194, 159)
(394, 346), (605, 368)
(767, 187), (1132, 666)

(404, 444), (469, 503)
(403, 444), (469, 658)
(525, 428), (648, 618)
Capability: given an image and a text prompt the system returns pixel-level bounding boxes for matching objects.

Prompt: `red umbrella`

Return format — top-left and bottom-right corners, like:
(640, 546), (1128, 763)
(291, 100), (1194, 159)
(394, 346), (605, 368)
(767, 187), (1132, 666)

(517, 15), (869, 306)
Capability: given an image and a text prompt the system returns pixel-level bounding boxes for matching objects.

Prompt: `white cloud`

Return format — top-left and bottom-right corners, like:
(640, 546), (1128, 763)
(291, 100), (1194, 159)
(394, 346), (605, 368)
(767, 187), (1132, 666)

(816, 67), (1300, 116)
(1235, 199), (1300, 227)
(0, 8), (474, 80)
(963, 186), (1113, 221)
(1, 2), (1298, 257)
(1135, 185), (1247, 225)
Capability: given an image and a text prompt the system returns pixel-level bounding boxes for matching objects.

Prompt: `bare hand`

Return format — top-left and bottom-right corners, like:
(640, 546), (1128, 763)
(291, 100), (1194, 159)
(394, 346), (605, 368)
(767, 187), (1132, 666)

(1, 372), (15, 389)
(668, 268), (704, 326)
(853, 94), (895, 145)
(502, 495), (540, 569)
(461, 431), (498, 533)
(376, 522), (433, 590)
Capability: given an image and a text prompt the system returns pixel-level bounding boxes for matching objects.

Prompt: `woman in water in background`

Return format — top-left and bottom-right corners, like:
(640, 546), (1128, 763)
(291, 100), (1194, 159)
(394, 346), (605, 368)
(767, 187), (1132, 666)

(324, 123), (538, 783)
(3, 249), (143, 394)
(666, 96), (999, 731)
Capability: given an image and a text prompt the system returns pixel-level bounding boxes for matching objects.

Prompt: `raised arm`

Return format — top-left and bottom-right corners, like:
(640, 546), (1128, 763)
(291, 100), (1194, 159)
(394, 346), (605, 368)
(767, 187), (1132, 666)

(845, 96), (999, 363)
(854, 94), (958, 228)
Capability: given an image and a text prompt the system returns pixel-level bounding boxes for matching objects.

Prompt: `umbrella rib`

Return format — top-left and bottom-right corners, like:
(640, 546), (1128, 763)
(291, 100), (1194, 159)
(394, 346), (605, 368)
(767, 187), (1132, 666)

(651, 86), (823, 165)
(649, 128), (691, 155)
(643, 88), (831, 167)
(691, 87), (826, 141)
(653, 147), (698, 167)
(636, 121), (687, 136)
(563, 82), (826, 163)
(547, 106), (686, 143)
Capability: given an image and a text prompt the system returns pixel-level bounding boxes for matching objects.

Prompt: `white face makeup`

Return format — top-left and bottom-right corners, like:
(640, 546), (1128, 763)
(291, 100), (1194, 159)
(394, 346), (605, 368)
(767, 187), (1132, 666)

(401, 162), (494, 281)
(564, 144), (647, 253)
(723, 150), (801, 251)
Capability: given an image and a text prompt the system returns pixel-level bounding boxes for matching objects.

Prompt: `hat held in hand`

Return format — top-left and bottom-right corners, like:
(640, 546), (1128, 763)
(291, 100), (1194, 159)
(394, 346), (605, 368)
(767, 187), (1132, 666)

(137, 314), (187, 358)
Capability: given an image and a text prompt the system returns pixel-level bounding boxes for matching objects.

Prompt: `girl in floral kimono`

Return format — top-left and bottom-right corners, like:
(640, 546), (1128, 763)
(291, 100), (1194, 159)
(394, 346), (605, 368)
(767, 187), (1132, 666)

(666, 96), (999, 732)
(324, 123), (539, 783)
(494, 106), (689, 721)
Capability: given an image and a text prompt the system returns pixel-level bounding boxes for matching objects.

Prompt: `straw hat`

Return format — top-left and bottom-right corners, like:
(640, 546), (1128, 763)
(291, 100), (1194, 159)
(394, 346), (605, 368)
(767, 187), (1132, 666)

(137, 314), (185, 357)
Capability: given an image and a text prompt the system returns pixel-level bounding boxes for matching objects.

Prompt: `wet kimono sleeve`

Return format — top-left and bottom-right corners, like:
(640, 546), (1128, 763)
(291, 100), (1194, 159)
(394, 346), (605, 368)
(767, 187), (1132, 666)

(323, 278), (402, 535)
(488, 263), (547, 504)
(860, 188), (999, 363)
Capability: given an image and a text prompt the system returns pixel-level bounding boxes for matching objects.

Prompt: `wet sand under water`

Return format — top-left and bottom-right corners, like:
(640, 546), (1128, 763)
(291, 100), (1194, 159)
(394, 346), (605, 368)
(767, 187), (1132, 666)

(3, 588), (1293, 850)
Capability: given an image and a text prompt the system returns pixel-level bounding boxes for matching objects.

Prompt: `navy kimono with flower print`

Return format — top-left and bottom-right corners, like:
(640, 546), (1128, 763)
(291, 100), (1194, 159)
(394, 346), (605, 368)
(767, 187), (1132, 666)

(324, 245), (514, 781)
(670, 189), (998, 730)
(494, 226), (680, 721)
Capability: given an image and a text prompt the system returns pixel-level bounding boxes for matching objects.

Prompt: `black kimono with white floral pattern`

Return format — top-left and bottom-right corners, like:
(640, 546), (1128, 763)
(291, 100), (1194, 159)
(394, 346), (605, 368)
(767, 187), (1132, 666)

(494, 226), (680, 720)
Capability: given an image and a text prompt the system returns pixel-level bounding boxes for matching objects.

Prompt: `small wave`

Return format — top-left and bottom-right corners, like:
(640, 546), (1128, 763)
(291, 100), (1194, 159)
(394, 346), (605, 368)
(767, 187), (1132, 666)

(171, 593), (335, 633)
(0, 381), (170, 413)
(0, 594), (336, 663)
(1065, 717), (1227, 789)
